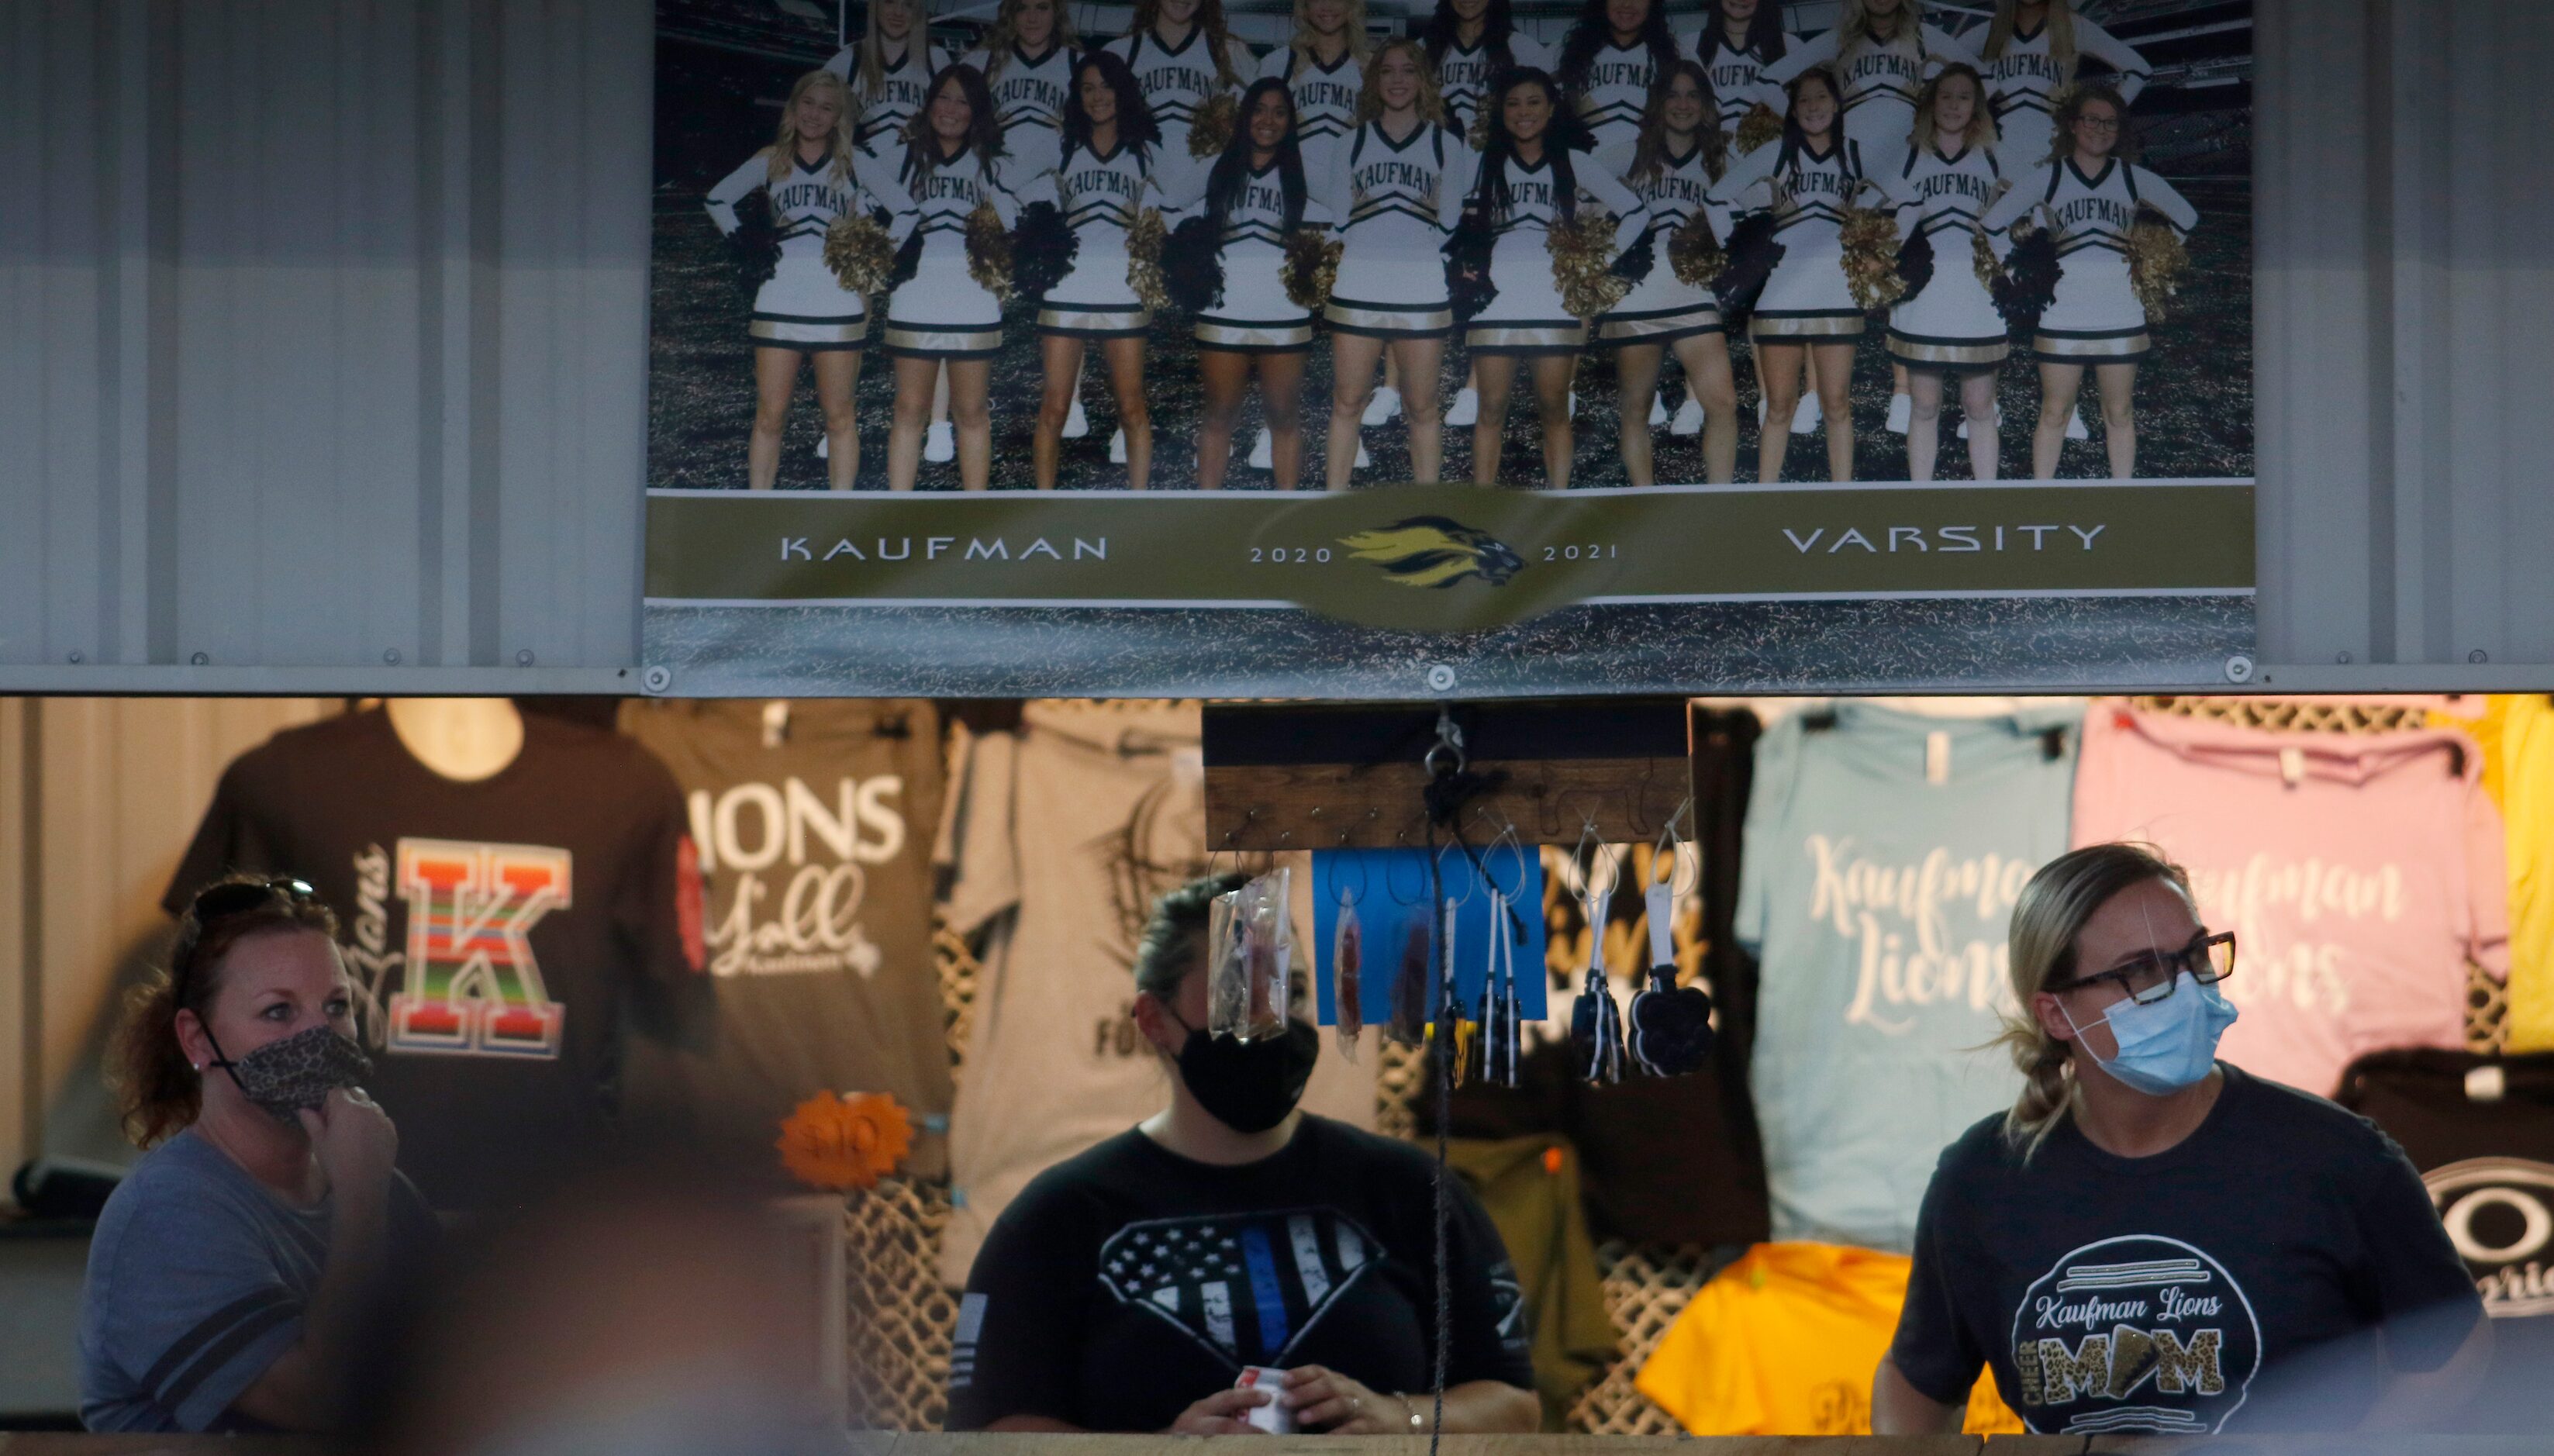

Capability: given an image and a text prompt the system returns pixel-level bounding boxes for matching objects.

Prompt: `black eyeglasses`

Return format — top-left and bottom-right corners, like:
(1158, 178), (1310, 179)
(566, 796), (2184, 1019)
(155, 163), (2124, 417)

(2052, 931), (2236, 1006)
(187, 875), (319, 925)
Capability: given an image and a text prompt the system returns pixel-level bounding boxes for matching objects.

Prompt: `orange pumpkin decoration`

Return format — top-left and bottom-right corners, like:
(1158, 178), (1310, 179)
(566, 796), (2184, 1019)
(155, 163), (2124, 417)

(776, 1091), (913, 1192)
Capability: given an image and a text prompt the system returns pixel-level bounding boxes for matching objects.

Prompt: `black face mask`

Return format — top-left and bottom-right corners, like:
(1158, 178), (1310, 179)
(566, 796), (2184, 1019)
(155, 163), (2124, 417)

(1168, 1013), (1319, 1134)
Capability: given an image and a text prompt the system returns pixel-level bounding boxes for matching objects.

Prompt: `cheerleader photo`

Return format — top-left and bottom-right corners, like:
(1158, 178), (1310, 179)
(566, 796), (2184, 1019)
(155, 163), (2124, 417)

(647, 0), (2251, 492)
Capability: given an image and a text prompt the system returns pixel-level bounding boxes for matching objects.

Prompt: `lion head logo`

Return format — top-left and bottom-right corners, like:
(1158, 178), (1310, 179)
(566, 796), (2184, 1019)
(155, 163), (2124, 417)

(1338, 517), (1527, 589)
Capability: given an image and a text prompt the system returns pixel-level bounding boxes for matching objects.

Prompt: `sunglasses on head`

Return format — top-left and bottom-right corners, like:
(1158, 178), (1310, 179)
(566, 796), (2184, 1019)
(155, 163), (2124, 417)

(186, 876), (320, 926)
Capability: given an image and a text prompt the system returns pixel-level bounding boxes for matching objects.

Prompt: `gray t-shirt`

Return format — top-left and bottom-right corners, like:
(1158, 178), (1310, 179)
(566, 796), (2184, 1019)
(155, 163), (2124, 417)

(77, 1128), (432, 1433)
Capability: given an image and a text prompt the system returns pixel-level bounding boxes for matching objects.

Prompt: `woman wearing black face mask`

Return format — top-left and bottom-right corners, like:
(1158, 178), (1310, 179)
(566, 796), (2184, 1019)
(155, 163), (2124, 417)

(80, 876), (437, 1434)
(949, 873), (1541, 1437)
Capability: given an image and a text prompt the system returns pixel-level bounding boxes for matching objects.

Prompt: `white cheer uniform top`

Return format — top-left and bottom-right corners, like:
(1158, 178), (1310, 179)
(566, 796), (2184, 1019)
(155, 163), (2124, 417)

(1761, 21), (1979, 181)
(965, 41), (1077, 179)
(1106, 25), (1254, 157)
(1720, 133), (1871, 337)
(1463, 147), (1651, 351)
(1565, 37), (1672, 174)
(1017, 136), (1203, 332)
(876, 143), (1022, 356)
(1257, 44), (1364, 182)
(1682, 25), (1800, 136)
(1599, 137), (1735, 342)
(1970, 12), (2150, 170)
(1879, 140), (2010, 366)
(1432, 30), (1552, 136)
(1321, 117), (1473, 333)
(706, 142), (889, 348)
(825, 40), (953, 149)
(1186, 158), (1333, 347)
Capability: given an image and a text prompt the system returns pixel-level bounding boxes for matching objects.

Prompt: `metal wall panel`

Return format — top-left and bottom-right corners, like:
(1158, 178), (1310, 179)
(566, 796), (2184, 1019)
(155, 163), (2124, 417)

(2252, 0), (2554, 690)
(0, 0), (647, 692)
(4, 0), (2552, 692)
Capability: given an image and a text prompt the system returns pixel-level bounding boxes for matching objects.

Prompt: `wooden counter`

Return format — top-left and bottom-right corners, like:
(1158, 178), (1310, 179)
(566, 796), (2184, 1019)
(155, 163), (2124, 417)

(0, 1435), (2545, 1454)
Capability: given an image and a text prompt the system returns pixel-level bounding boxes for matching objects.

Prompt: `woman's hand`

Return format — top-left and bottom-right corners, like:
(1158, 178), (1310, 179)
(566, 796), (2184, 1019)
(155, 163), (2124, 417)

(299, 1087), (398, 1211)
(1281, 1365), (1407, 1434)
(1164, 1385), (1272, 1435)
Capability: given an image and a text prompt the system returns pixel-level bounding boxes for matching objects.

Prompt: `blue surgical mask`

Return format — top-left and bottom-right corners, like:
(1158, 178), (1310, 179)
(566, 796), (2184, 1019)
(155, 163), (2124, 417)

(2066, 971), (2238, 1096)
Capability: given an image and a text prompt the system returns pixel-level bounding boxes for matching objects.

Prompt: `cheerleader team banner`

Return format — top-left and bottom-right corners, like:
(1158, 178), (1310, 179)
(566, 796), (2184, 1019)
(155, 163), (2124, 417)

(644, 480), (2252, 632)
(644, 0), (2253, 692)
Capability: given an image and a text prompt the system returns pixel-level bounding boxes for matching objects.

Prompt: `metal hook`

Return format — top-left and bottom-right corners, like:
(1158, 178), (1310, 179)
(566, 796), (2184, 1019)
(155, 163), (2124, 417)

(1424, 706), (1467, 779)
(1650, 796), (1699, 899)
(1435, 840), (1479, 908)
(1330, 847), (1368, 908)
(1479, 818), (1527, 902)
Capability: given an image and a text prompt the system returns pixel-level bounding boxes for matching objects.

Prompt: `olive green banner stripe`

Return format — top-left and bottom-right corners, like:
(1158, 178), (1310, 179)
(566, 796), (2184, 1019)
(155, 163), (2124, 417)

(645, 481), (2254, 633)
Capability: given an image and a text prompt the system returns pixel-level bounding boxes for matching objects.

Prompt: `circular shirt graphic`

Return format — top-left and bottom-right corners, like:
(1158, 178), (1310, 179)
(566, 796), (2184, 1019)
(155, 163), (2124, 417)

(2425, 1157), (2554, 1320)
(2007, 1234), (2264, 1436)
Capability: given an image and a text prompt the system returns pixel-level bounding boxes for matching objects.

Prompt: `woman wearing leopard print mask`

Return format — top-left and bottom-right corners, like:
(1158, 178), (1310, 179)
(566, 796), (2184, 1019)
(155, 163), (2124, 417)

(79, 875), (435, 1434)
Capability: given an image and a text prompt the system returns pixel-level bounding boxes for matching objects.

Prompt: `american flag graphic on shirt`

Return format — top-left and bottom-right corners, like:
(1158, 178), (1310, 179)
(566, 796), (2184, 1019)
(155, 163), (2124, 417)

(1098, 1209), (1386, 1367)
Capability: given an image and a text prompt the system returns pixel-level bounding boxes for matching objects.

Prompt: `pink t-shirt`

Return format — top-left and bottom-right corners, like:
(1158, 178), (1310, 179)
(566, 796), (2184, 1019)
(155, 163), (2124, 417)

(2072, 706), (2509, 1095)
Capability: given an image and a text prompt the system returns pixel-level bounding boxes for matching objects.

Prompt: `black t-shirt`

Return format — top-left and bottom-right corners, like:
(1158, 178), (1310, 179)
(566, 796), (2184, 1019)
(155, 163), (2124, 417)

(2338, 1048), (2554, 1434)
(947, 1115), (1536, 1433)
(1893, 1064), (2484, 1435)
(164, 709), (709, 1214)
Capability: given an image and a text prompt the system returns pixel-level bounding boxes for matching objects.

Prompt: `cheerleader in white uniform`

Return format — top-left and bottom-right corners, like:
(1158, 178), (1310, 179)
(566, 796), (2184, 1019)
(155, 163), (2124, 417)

(1720, 67), (1866, 482)
(704, 71), (874, 491)
(1422, 0), (1551, 435)
(1883, 64), (2007, 482)
(1425, 0), (1551, 138)
(1457, 68), (1649, 488)
(1188, 79), (1332, 489)
(1258, 0), (1368, 185)
(1688, 0), (1794, 139)
(1982, 82), (2193, 479)
(1969, 0), (2149, 178)
(1554, 0), (1682, 178)
(1321, 40), (1473, 489)
(1106, 0), (1254, 162)
(827, 0), (952, 150)
(1020, 52), (1201, 489)
(1602, 61), (1741, 485)
(963, 0), (1079, 180)
(878, 65), (1021, 492)
(1758, 0), (1979, 185)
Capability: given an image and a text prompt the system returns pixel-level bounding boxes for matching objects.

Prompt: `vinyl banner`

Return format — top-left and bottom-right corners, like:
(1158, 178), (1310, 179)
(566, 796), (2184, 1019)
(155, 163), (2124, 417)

(647, 1), (2253, 695)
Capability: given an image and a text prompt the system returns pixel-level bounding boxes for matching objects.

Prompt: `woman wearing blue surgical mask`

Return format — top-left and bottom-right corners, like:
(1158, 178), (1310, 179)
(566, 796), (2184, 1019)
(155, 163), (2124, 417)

(947, 873), (1540, 1437)
(1875, 842), (2492, 1437)
(80, 877), (437, 1434)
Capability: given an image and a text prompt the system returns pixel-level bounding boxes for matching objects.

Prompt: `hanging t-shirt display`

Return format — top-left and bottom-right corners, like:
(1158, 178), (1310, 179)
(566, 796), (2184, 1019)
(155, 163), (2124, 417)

(1736, 702), (2075, 1252)
(2072, 706), (2509, 1095)
(934, 701), (1376, 1285)
(164, 708), (708, 1213)
(2338, 1047), (2554, 1434)
(2440, 696), (2554, 1053)
(619, 699), (951, 1177)
(1636, 1241), (2019, 1436)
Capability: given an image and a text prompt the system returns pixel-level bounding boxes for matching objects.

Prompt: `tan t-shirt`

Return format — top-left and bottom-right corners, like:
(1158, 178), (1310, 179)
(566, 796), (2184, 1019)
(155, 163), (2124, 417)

(936, 700), (1376, 1285)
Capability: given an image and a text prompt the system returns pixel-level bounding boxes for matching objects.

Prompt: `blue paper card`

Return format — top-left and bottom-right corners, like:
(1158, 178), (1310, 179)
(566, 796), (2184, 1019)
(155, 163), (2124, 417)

(1310, 846), (1547, 1026)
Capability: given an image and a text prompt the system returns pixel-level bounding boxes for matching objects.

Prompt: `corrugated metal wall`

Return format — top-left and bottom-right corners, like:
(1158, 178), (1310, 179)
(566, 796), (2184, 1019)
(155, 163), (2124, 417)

(2253, 0), (2554, 688)
(0, 0), (649, 692)
(2, 0), (2550, 691)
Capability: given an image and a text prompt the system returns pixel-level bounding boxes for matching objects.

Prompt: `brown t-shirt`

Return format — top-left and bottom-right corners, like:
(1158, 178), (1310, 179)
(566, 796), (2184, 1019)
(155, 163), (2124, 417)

(164, 708), (708, 1214)
(620, 699), (953, 1178)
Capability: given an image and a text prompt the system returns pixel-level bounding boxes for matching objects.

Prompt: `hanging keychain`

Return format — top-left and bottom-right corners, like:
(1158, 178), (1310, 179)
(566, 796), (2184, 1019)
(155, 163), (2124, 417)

(1628, 812), (1715, 1077)
(1567, 828), (1625, 1084)
(1441, 890), (1472, 1085)
(1243, 866), (1290, 1040)
(1331, 856), (1365, 1060)
(1207, 882), (1249, 1039)
(1480, 888), (1522, 1089)
(1384, 844), (1431, 1045)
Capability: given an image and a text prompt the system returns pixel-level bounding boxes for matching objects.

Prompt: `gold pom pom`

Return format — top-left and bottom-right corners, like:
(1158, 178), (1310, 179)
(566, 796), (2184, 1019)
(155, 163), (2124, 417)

(823, 212), (896, 295)
(1189, 94), (1237, 159)
(1125, 206), (1170, 312)
(1668, 216), (1727, 288)
(1282, 228), (1343, 312)
(776, 1091), (913, 1192)
(2126, 204), (2190, 322)
(964, 201), (1015, 305)
(1838, 204), (1909, 312)
(1972, 223), (2006, 293)
(1548, 212), (1633, 321)
(1734, 102), (1783, 156)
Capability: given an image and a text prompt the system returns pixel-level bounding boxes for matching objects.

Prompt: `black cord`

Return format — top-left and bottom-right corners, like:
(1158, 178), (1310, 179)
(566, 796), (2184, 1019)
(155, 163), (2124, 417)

(1423, 813), (1452, 1454)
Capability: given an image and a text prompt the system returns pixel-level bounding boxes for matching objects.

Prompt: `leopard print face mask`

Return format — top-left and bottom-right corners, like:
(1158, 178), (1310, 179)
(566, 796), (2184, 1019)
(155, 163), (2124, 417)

(208, 1024), (375, 1126)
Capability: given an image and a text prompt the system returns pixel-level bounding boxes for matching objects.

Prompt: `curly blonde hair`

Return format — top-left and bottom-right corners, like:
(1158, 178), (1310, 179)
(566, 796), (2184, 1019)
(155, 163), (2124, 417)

(1352, 39), (1447, 127)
